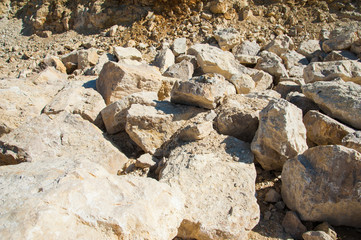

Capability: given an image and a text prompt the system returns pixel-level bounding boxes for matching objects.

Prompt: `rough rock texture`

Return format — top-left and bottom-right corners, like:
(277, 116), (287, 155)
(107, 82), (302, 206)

(322, 27), (359, 53)
(77, 48), (99, 71)
(274, 81), (302, 98)
(303, 110), (355, 146)
(172, 38), (187, 56)
(113, 46), (142, 61)
(302, 79), (361, 130)
(281, 50), (309, 70)
(303, 60), (361, 84)
(96, 61), (163, 105)
(163, 60), (194, 80)
(188, 43), (238, 79)
(125, 102), (203, 154)
(342, 131), (361, 153)
(177, 111), (216, 141)
(286, 92), (320, 115)
(214, 27), (240, 51)
(159, 131), (259, 240)
(297, 40), (322, 59)
(324, 50), (358, 61)
(43, 82), (105, 125)
(314, 222), (338, 240)
(215, 94), (272, 142)
(264, 35), (294, 56)
(101, 91), (158, 134)
(154, 48), (175, 73)
(44, 55), (67, 73)
(282, 145), (361, 227)
(171, 74), (236, 109)
(255, 51), (289, 82)
(251, 99), (308, 170)
(229, 73), (255, 94)
(302, 231), (333, 240)
(282, 211), (307, 240)
(0, 161), (185, 240)
(233, 40), (260, 56)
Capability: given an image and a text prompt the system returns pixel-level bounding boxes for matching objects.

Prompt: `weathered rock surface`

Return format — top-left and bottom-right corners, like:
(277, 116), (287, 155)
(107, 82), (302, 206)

(159, 131), (259, 240)
(286, 92), (320, 115)
(251, 99), (308, 170)
(113, 46), (142, 61)
(0, 161), (185, 240)
(214, 27), (240, 51)
(342, 131), (361, 153)
(314, 222), (337, 240)
(324, 50), (358, 61)
(303, 60), (361, 84)
(154, 48), (175, 73)
(163, 60), (194, 80)
(96, 61), (163, 105)
(303, 110), (355, 146)
(233, 40), (260, 56)
(282, 145), (361, 227)
(101, 91), (158, 134)
(235, 54), (261, 66)
(264, 35), (294, 56)
(282, 211), (307, 240)
(215, 94), (272, 142)
(302, 79), (361, 129)
(44, 55), (67, 73)
(229, 73), (255, 94)
(297, 40), (322, 59)
(125, 102), (203, 154)
(274, 81), (302, 98)
(255, 51), (289, 82)
(302, 231), (333, 240)
(281, 50), (309, 70)
(172, 38), (187, 57)
(322, 27), (359, 53)
(77, 48), (99, 71)
(171, 74), (236, 109)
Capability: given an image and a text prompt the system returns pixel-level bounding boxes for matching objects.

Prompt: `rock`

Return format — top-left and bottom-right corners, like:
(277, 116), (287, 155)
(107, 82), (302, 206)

(245, 68), (274, 92)
(351, 38), (361, 55)
(322, 27), (359, 53)
(342, 131), (361, 153)
(43, 82), (105, 126)
(175, 54), (198, 68)
(302, 231), (333, 240)
(77, 48), (99, 71)
(286, 92), (320, 115)
(255, 51), (289, 82)
(210, 0), (228, 14)
(282, 145), (361, 227)
(229, 73), (255, 94)
(135, 153), (157, 168)
(96, 61), (163, 105)
(171, 73), (236, 109)
(44, 55), (67, 73)
(233, 40), (260, 56)
(163, 60), (194, 80)
(264, 35), (295, 56)
(297, 40), (322, 59)
(0, 161), (185, 240)
(61, 50), (78, 69)
(107, 24), (118, 37)
(178, 111), (216, 141)
(235, 54), (261, 66)
(0, 113), (128, 172)
(172, 38), (187, 56)
(279, 77), (305, 85)
(215, 93), (272, 142)
(281, 50), (309, 70)
(303, 110), (355, 146)
(282, 211), (307, 240)
(113, 46), (142, 61)
(314, 222), (337, 240)
(158, 77), (177, 101)
(101, 91), (158, 134)
(274, 81), (302, 98)
(214, 28), (240, 51)
(89, 53), (117, 75)
(302, 79), (361, 129)
(324, 50), (358, 61)
(303, 60), (361, 84)
(159, 131), (259, 240)
(188, 43), (238, 79)
(246, 89), (281, 101)
(251, 98), (308, 170)
(154, 48), (175, 73)
(265, 188), (281, 203)
(125, 102), (203, 154)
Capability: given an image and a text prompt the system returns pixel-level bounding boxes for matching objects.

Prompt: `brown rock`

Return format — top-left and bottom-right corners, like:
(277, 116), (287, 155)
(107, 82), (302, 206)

(282, 211), (307, 240)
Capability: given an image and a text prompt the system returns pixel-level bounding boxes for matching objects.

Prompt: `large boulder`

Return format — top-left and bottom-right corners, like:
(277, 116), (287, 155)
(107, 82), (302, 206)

(302, 79), (361, 129)
(251, 99), (308, 170)
(303, 60), (361, 84)
(96, 61), (164, 105)
(171, 74), (236, 109)
(0, 160), (185, 240)
(282, 145), (361, 227)
(304, 110), (355, 146)
(159, 131), (259, 240)
(0, 113), (128, 173)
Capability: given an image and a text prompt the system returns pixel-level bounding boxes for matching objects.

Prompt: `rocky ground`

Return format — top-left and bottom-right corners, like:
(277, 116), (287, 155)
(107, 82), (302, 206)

(1, 0), (361, 239)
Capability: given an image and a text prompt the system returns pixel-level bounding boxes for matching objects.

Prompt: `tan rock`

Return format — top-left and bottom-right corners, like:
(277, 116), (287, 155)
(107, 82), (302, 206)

(297, 40), (322, 59)
(232, 40), (260, 56)
(44, 55), (67, 73)
(324, 50), (358, 61)
(210, 0), (228, 14)
(235, 54), (261, 65)
(172, 38), (187, 56)
(154, 48), (175, 73)
(304, 110), (355, 146)
(178, 111), (216, 141)
(286, 92), (320, 115)
(229, 73), (255, 94)
(171, 74), (236, 109)
(341, 131), (361, 153)
(314, 222), (337, 240)
(159, 131), (259, 240)
(96, 61), (163, 105)
(274, 81), (301, 98)
(255, 51), (289, 82)
(113, 46), (142, 61)
(264, 35), (295, 56)
(251, 99), (308, 170)
(32, 66), (67, 85)
(302, 79), (361, 129)
(322, 27), (359, 53)
(77, 48), (99, 70)
(282, 211), (307, 240)
(302, 231), (333, 240)
(163, 60), (194, 80)
(214, 27), (240, 51)
(281, 50), (309, 70)
(282, 145), (361, 227)
(135, 153), (157, 168)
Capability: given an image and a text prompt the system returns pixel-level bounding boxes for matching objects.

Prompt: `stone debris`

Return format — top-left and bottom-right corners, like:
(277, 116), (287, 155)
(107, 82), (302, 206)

(113, 46), (142, 61)
(282, 211), (307, 239)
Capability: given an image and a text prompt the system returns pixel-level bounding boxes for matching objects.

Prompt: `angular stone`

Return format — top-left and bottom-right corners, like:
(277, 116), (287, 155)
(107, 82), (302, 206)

(235, 54), (261, 66)
(233, 40), (260, 56)
(297, 40), (322, 59)
(159, 131), (259, 240)
(101, 91), (158, 134)
(302, 231), (333, 240)
(264, 35), (294, 56)
(215, 94), (272, 142)
(0, 161), (185, 240)
(322, 27), (359, 53)
(282, 145), (361, 227)
(286, 92), (320, 115)
(175, 54), (198, 68)
(88, 53), (117, 75)
(342, 131), (361, 153)
(314, 222), (337, 240)
(304, 110), (355, 146)
(279, 77), (305, 85)
(255, 51), (289, 81)
(210, 0), (228, 14)
(113, 46), (142, 61)
(135, 153), (157, 168)
(302, 79), (361, 129)
(303, 60), (361, 84)
(281, 50), (309, 70)
(288, 65), (306, 78)
(178, 111), (216, 141)
(214, 27), (240, 51)
(172, 38), (187, 56)
(351, 38), (361, 55)
(32, 66), (68, 85)
(44, 55), (67, 73)
(229, 73), (255, 94)
(96, 61), (163, 105)
(324, 50), (358, 61)
(154, 48), (175, 73)
(163, 60), (194, 80)
(265, 188), (281, 203)
(61, 50), (78, 68)
(274, 81), (302, 98)
(245, 68), (274, 92)
(125, 102), (203, 154)
(188, 44), (239, 79)
(77, 48), (99, 70)
(251, 99), (308, 170)
(171, 74), (236, 109)
(282, 211), (307, 239)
